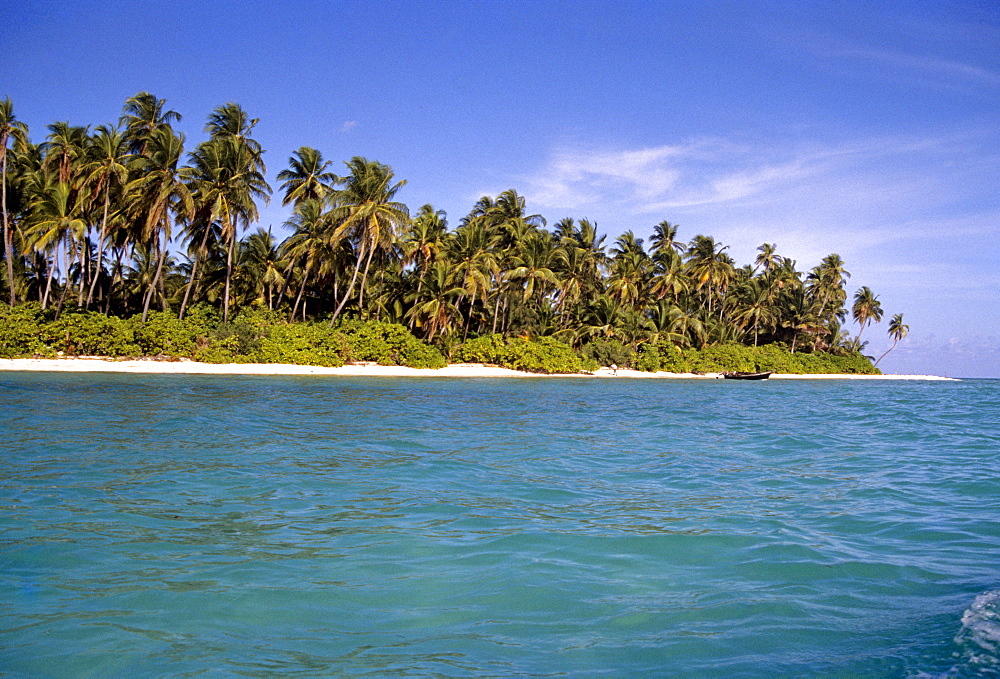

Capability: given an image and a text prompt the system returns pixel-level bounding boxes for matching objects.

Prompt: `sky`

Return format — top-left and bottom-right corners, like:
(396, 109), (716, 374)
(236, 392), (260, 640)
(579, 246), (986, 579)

(2, 0), (997, 376)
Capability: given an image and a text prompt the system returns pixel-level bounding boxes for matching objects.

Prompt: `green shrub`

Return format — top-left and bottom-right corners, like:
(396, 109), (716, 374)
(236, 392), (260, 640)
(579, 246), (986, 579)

(457, 334), (585, 374)
(580, 339), (635, 369)
(455, 334), (507, 364)
(336, 320), (446, 369)
(255, 322), (347, 367)
(43, 311), (140, 357)
(0, 303), (52, 358)
(130, 308), (215, 357)
(634, 341), (879, 375)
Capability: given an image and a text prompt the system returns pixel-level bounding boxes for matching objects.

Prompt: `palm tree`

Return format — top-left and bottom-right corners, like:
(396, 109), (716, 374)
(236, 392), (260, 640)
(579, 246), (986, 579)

(874, 313), (908, 367)
(203, 103), (269, 322)
(125, 126), (192, 321)
(281, 198), (334, 320)
(851, 286), (883, 343)
(277, 146), (338, 207)
(24, 181), (87, 312)
(121, 91), (181, 155)
(82, 124), (131, 307)
(686, 235), (734, 316)
(1, 97), (28, 305)
(736, 279), (777, 346)
(754, 243), (781, 275)
(650, 221), (684, 257)
(235, 227), (284, 308)
(401, 204), (448, 295)
(404, 261), (464, 341)
(327, 157), (409, 325)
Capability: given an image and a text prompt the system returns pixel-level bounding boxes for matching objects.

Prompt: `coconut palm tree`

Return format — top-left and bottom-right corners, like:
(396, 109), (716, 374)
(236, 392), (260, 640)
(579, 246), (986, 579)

(1, 97), (28, 305)
(404, 261), (464, 341)
(121, 91), (181, 155)
(277, 146), (338, 207)
(82, 124), (131, 307)
(874, 313), (908, 367)
(202, 103), (270, 322)
(401, 204), (448, 295)
(327, 157), (409, 325)
(686, 235), (734, 316)
(24, 180), (87, 312)
(851, 286), (883, 343)
(124, 126), (192, 321)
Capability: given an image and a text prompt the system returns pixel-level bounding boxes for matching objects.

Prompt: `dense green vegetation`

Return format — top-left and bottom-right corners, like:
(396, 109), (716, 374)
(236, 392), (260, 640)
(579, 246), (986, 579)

(0, 93), (901, 375)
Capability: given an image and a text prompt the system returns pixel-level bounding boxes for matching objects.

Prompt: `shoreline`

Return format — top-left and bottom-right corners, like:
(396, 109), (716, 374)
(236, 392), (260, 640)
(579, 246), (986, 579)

(0, 358), (958, 380)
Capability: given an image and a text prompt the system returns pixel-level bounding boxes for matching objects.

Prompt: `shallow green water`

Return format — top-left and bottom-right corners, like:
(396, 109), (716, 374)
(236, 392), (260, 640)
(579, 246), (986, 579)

(2, 374), (998, 677)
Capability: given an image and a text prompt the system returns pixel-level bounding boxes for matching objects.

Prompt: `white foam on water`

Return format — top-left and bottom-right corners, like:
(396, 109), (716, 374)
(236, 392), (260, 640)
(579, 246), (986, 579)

(955, 589), (1000, 671)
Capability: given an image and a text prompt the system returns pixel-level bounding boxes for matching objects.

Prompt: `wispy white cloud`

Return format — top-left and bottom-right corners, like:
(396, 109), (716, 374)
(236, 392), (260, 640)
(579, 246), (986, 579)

(826, 46), (1000, 89)
(340, 120), (357, 133)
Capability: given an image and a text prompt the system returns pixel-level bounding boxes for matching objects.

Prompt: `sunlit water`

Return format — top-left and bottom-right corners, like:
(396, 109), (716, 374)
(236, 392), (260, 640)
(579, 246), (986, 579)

(1, 373), (998, 677)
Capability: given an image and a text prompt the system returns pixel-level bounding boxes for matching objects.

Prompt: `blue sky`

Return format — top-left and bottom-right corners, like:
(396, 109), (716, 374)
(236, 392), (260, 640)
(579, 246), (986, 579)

(2, 0), (997, 376)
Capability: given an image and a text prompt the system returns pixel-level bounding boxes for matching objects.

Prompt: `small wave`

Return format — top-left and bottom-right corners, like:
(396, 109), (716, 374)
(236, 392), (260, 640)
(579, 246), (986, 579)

(955, 589), (1000, 672)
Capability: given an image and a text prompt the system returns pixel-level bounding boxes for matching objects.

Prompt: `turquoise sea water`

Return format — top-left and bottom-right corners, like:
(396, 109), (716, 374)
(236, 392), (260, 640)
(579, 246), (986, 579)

(2, 373), (999, 677)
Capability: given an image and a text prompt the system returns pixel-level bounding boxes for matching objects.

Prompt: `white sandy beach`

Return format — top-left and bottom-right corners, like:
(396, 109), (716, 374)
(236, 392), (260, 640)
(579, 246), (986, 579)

(0, 358), (958, 380)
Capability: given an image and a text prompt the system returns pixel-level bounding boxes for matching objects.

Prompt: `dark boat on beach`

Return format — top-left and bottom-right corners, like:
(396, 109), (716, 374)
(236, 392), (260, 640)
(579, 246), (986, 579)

(722, 371), (773, 380)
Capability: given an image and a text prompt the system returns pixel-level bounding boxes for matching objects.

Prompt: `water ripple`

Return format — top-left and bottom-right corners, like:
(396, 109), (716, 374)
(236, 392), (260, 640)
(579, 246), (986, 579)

(1, 374), (998, 676)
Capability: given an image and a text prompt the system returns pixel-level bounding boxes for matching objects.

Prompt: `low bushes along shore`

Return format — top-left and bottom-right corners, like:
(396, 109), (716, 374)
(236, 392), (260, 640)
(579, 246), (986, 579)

(0, 304), (878, 375)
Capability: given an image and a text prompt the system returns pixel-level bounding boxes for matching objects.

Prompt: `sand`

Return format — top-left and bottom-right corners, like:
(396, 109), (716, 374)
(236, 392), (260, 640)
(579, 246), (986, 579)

(0, 358), (958, 380)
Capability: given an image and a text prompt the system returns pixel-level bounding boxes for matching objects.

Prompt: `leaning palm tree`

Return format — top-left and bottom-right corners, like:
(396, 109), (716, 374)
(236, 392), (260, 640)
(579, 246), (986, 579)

(327, 157), (409, 325)
(1, 97), (28, 305)
(874, 313), (908, 367)
(851, 286), (884, 343)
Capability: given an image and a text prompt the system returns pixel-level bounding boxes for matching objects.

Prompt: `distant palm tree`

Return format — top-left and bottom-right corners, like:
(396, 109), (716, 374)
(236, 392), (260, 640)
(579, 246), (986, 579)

(1, 97), (28, 305)
(121, 91), (181, 155)
(874, 313), (908, 367)
(277, 146), (338, 207)
(125, 126), (192, 320)
(83, 124), (131, 307)
(328, 157), (409, 325)
(851, 286), (883, 343)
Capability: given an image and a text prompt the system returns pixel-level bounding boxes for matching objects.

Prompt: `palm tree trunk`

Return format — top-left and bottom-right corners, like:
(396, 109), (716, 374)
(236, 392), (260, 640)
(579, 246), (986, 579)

(142, 234), (167, 322)
(290, 267), (310, 322)
(223, 231), (236, 323)
(55, 243), (72, 319)
(77, 230), (89, 308)
(104, 248), (125, 315)
(329, 245), (365, 327)
(86, 190), (111, 308)
(357, 242), (376, 319)
(874, 339), (898, 367)
(2, 149), (15, 306)
(41, 253), (55, 310)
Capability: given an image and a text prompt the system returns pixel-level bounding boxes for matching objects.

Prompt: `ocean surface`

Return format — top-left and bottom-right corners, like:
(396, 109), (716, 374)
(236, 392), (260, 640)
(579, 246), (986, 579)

(1, 373), (998, 677)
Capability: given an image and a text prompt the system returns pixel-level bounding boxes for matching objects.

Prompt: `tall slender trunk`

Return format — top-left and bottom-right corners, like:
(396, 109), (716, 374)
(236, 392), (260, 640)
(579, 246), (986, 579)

(55, 242), (71, 319)
(142, 233), (167, 322)
(329, 244), (365, 327)
(2, 147), (15, 306)
(178, 229), (211, 320)
(290, 267), (310, 322)
(491, 294), (501, 335)
(86, 189), (111, 308)
(222, 224), (236, 323)
(357, 242), (375, 320)
(77, 229), (88, 308)
(274, 260), (296, 310)
(42, 253), (55, 309)
(104, 248), (125, 315)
